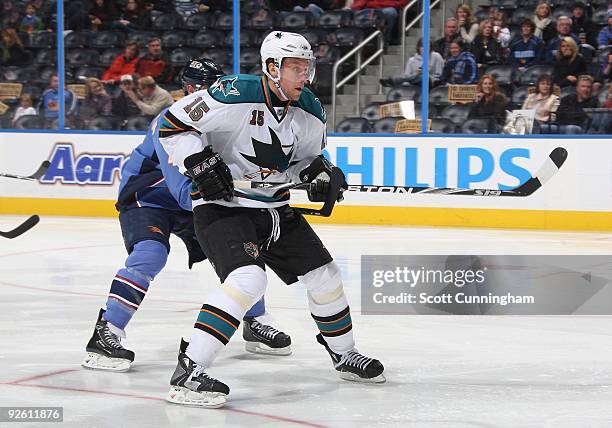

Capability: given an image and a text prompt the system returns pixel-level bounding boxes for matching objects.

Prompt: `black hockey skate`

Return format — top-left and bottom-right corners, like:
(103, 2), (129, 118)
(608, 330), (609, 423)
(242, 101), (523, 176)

(166, 351), (229, 408)
(243, 316), (292, 356)
(82, 309), (135, 372)
(317, 333), (385, 383)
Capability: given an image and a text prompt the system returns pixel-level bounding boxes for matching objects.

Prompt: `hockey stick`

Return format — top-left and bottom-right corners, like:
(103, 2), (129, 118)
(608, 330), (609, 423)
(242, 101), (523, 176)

(235, 147), (567, 198)
(234, 167), (343, 217)
(0, 215), (40, 239)
(0, 160), (51, 181)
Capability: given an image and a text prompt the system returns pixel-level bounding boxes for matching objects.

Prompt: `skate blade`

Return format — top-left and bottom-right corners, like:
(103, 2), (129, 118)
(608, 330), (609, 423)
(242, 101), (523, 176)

(339, 371), (386, 384)
(245, 341), (292, 356)
(81, 352), (131, 372)
(166, 386), (228, 408)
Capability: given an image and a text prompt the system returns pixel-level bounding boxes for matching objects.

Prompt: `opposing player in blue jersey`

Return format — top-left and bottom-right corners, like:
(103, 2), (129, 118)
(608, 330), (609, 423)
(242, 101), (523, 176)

(82, 58), (292, 372)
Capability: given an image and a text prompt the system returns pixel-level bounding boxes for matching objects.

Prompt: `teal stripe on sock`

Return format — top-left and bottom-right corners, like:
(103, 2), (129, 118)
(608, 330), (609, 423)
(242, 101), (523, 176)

(196, 310), (237, 340)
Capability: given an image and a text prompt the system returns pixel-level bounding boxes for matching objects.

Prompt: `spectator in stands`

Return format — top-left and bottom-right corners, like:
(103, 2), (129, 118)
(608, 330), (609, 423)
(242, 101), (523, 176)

(38, 73), (78, 128)
(379, 38), (444, 87)
(570, 2), (598, 48)
(509, 19), (544, 72)
(112, 0), (152, 33)
(0, 28), (29, 67)
(174, 0), (216, 18)
(440, 41), (478, 84)
(348, 0), (409, 43)
(545, 16), (580, 63)
(2, 1), (21, 31)
(82, 77), (112, 117)
(455, 3), (479, 44)
(293, 1), (339, 21)
(121, 75), (173, 116)
(471, 19), (503, 70)
(555, 74), (599, 133)
(433, 18), (462, 59)
(533, 2), (556, 43)
(112, 74), (141, 119)
(19, 2), (43, 37)
(467, 73), (508, 131)
(492, 10), (511, 49)
(11, 93), (36, 126)
(597, 10), (612, 48)
(552, 37), (587, 87)
(135, 37), (173, 84)
(89, 0), (119, 31)
(1, 1), (18, 29)
(522, 74), (560, 129)
(31, 0), (55, 31)
(605, 83), (612, 108)
(102, 41), (140, 83)
(601, 50), (611, 81)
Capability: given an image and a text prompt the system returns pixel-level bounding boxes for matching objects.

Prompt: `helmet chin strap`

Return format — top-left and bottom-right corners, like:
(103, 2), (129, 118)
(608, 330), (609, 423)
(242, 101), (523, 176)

(265, 65), (289, 101)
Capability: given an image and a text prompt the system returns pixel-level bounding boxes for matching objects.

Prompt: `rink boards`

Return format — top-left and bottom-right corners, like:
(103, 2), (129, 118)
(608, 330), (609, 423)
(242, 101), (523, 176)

(0, 132), (611, 231)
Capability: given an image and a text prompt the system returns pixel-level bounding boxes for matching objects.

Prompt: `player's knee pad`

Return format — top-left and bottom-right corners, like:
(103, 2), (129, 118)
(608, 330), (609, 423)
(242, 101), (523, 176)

(300, 262), (344, 305)
(125, 240), (168, 281)
(221, 265), (267, 310)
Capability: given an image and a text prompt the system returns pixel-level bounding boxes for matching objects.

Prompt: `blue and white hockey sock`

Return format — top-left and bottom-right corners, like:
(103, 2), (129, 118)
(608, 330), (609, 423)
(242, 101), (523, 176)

(104, 240), (167, 334)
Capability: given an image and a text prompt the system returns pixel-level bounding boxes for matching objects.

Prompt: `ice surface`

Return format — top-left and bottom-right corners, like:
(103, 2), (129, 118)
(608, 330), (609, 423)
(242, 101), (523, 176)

(1, 215), (611, 427)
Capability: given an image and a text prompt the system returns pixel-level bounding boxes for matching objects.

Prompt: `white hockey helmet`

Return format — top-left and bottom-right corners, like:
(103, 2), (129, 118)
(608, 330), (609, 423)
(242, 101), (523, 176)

(260, 31), (315, 99)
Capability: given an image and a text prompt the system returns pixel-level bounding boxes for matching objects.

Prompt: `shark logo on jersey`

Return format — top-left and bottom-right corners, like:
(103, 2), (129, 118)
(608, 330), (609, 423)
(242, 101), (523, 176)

(240, 127), (294, 180)
(210, 77), (240, 97)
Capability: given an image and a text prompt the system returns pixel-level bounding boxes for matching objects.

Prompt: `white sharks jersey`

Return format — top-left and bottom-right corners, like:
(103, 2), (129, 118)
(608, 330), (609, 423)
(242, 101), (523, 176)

(158, 74), (327, 209)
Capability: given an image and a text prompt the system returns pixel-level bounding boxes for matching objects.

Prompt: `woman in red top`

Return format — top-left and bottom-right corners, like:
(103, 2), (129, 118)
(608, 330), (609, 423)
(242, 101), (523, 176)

(102, 41), (140, 84)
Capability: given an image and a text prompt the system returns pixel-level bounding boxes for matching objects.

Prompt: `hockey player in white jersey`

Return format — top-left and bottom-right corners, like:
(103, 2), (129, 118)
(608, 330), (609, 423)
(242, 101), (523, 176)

(161, 31), (385, 408)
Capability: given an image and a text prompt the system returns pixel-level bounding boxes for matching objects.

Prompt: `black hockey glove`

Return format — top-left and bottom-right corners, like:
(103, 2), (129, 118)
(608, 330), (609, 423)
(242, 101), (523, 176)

(184, 146), (234, 202)
(299, 156), (348, 203)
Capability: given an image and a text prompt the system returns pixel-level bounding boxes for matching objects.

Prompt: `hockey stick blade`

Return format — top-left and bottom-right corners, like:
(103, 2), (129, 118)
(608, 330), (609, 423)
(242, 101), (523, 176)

(0, 215), (40, 239)
(0, 160), (51, 181)
(235, 147), (567, 197)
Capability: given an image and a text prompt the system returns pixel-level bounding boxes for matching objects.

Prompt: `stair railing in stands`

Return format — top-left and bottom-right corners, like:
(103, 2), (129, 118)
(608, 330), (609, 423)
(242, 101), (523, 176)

(331, 30), (384, 130)
(401, 0), (441, 66)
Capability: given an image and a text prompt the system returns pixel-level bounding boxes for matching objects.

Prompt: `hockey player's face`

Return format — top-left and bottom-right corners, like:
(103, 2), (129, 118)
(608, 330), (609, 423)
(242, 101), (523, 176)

(280, 58), (310, 100)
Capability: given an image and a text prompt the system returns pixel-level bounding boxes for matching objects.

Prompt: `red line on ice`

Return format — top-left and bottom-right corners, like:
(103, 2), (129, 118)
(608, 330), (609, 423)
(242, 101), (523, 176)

(3, 382), (328, 427)
(1, 368), (78, 385)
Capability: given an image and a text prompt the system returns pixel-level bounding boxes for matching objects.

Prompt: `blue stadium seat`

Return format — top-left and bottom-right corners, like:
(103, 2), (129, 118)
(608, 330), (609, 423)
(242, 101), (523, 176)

(485, 64), (514, 86)
(327, 28), (364, 47)
(441, 104), (471, 126)
(517, 65), (554, 85)
(461, 118), (495, 134)
(280, 12), (314, 31)
(431, 118), (457, 133)
(169, 48), (200, 66)
(301, 29), (328, 47)
(184, 13), (212, 31)
(161, 31), (193, 48)
(212, 12), (233, 31)
(511, 85), (530, 109)
(129, 31), (157, 48)
(152, 14), (180, 31)
(361, 102), (383, 122)
(353, 9), (385, 29)
(66, 49), (100, 67)
(192, 30), (224, 49)
(317, 10), (353, 29)
(386, 85), (421, 102)
(372, 117), (402, 133)
(99, 48), (123, 67)
(90, 31), (124, 49)
(335, 117), (371, 133)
